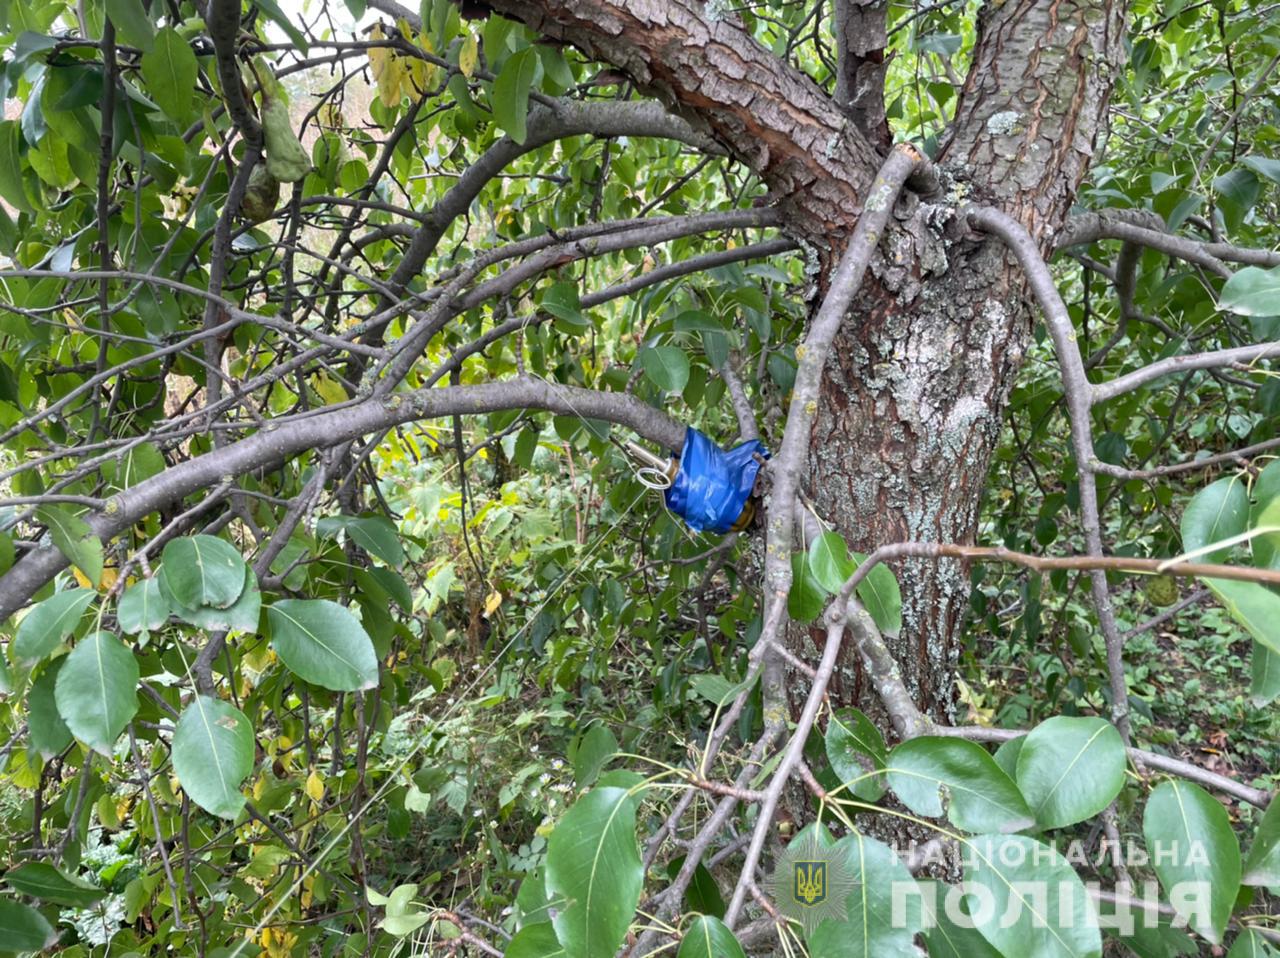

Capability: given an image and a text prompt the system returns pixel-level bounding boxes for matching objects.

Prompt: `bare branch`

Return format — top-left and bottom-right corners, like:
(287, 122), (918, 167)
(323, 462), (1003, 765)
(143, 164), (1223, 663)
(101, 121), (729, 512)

(1092, 340), (1280, 404)
(0, 378), (685, 623)
(970, 204), (1132, 740)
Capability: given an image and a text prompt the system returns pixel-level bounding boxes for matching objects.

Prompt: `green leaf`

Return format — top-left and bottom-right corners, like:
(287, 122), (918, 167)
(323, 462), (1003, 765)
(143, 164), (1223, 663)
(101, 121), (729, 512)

(160, 535), (248, 610)
(1214, 168), (1260, 231)
(571, 723), (617, 788)
(919, 880), (1005, 958)
(355, 567), (413, 613)
(1228, 928), (1279, 957)
(505, 922), (565, 958)
(1015, 717), (1126, 829)
(1250, 494), (1280, 572)
(251, 0), (308, 51)
(1112, 919), (1201, 958)
(1242, 155), (1280, 186)
(688, 673), (751, 707)
(808, 831), (923, 957)
(809, 531), (855, 593)
(491, 47), (538, 144)
(12, 587), (95, 666)
(639, 345), (690, 393)
(0, 121), (34, 214)
(53, 632), (139, 755)
(805, 537), (904, 635)
(677, 915), (745, 958)
(887, 737), (1035, 833)
(4, 862), (105, 906)
(1220, 266), (1280, 318)
(541, 281), (588, 333)
(38, 505), (103, 587)
(1143, 780), (1240, 944)
(850, 550), (903, 637)
(992, 735), (1025, 780)
(102, 442), (165, 490)
(825, 707), (887, 800)
(0, 898), (57, 951)
(140, 28), (197, 121)
(27, 661), (71, 758)
(104, 0), (155, 51)
(172, 695), (254, 820)
(673, 311), (726, 335)
(1180, 476), (1248, 562)
(788, 551), (827, 624)
(1202, 578), (1280, 656)
(160, 564), (260, 633)
(316, 515), (405, 567)
(963, 834), (1101, 958)
(266, 599), (379, 691)
(116, 578), (170, 636)
(374, 882), (429, 936)
(682, 860), (725, 919)
(1251, 640), (1280, 708)
(1243, 795), (1280, 887)
(546, 786), (642, 958)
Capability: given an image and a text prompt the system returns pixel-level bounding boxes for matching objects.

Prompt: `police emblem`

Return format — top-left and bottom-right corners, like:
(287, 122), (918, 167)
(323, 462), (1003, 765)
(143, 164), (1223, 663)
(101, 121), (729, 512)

(793, 861), (827, 906)
(767, 826), (857, 935)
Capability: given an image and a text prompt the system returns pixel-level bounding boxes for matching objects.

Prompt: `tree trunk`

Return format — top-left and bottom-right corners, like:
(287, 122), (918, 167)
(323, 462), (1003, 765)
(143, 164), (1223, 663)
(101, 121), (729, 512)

(476, 0), (1128, 720)
(809, 0), (1128, 721)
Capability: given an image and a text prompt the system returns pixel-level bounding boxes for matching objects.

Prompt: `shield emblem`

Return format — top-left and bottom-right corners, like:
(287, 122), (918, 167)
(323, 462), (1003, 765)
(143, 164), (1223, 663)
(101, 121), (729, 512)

(793, 860), (827, 907)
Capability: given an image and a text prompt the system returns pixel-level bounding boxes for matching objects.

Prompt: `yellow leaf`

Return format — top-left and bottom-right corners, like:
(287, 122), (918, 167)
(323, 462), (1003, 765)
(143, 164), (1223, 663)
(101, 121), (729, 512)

(483, 590), (502, 616)
(459, 33), (478, 77)
(309, 371), (348, 406)
(305, 768), (325, 803)
(368, 23), (403, 109)
(10, 750), (40, 789)
(72, 564), (116, 591)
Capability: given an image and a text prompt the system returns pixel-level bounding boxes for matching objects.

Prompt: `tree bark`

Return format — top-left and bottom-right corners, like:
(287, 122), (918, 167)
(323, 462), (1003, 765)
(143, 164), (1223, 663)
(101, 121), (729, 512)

(811, 0), (1128, 719)
(483, 0), (1129, 722)
(468, 0), (1130, 724)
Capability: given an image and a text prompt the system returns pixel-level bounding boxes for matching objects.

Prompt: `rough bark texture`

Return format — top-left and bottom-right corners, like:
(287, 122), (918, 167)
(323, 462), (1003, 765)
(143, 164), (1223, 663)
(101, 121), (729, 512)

(833, 0), (891, 146)
(477, 0), (878, 241)
(488, 0), (1128, 721)
(811, 0), (1127, 719)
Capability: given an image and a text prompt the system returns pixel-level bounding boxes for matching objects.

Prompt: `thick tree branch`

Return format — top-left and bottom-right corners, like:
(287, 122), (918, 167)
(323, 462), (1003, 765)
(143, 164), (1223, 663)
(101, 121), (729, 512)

(0, 379), (685, 623)
(970, 205), (1132, 740)
(1057, 209), (1280, 272)
(832, 0), (890, 146)
(465, 0), (880, 239)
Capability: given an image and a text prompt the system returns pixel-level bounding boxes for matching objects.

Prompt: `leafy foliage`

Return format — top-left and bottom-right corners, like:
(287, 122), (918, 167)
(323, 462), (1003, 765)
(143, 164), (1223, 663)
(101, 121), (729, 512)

(0, 0), (1274, 955)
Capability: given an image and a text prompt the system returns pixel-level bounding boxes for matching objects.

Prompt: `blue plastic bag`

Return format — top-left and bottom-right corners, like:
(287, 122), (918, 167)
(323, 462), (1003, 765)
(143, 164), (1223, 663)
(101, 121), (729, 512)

(664, 428), (769, 533)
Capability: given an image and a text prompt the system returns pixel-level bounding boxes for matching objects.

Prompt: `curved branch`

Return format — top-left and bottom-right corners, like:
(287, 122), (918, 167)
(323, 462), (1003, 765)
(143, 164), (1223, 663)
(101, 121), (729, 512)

(1053, 210), (1268, 276)
(0, 378), (685, 623)
(1092, 340), (1280, 404)
(970, 204), (1131, 739)
(386, 98), (724, 292)
(464, 0), (880, 239)
(207, 0), (261, 141)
